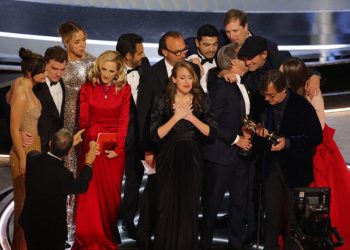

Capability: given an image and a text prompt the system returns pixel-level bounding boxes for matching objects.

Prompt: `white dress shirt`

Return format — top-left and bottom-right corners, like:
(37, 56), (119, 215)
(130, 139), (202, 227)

(232, 74), (251, 145)
(125, 64), (140, 103)
(46, 77), (63, 115)
(192, 51), (217, 93)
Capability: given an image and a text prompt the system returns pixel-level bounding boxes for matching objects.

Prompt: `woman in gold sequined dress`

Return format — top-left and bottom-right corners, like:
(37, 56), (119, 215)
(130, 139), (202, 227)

(8, 48), (46, 250)
(58, 21), (95, 241)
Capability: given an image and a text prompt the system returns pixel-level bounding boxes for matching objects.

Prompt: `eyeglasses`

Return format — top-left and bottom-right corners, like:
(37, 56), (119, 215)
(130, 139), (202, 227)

(263, 92), (279, 99)
(165, 46), (189, 56)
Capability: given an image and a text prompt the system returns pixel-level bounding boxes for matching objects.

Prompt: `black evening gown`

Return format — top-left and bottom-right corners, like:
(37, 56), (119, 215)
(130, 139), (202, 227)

(150, 94), (216, 250)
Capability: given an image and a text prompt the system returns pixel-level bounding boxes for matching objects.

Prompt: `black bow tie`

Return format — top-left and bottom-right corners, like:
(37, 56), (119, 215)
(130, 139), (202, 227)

(50, 81), (58, 87)
(201, 58), (214, 65)
(127, 67), (140, 74)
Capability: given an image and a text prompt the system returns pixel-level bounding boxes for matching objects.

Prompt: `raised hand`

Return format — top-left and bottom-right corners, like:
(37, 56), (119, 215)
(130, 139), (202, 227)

(73, 129), (85, 146)
(173, 102), (193, 121)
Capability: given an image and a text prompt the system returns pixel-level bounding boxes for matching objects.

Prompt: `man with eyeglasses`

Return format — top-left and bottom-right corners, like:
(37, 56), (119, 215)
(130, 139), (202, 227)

(136, 30), (200, 249)
(252, 70), (322, 250)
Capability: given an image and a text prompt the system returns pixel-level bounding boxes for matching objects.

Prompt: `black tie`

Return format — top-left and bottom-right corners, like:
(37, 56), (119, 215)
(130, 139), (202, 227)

(201, 58), (214, 65)
(50, 81), (58, 87)
(127, 67), (140, 74)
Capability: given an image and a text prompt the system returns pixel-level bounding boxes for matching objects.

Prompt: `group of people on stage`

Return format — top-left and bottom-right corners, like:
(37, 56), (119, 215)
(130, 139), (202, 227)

(5, 7), (350, 250)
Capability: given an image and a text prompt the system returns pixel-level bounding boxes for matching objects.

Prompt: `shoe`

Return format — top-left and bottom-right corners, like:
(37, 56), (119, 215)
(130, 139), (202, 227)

(122, 221), (137, 240)
(65, 242), (71, 249)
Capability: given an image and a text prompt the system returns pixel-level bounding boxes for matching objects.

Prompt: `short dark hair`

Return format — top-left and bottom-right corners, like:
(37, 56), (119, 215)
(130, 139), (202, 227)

(196, 24), (219, 41)
(44, 46), (68, 63)
(19, 48), (46, 77)
(224, 9), (248, 27)
(260, 70), (287, 93)
(116, 33), (143, 57)
(158, 31), (183, 56)
(50, 128), (73, 157)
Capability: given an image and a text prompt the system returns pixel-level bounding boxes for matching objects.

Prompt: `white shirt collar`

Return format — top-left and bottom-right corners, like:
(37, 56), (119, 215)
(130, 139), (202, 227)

(164, 59), (174, 78)
(47, 151), (63, 161)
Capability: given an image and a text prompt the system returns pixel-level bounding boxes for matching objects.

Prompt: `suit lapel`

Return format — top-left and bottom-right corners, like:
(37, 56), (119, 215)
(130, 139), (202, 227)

(159, 59), (169, 90)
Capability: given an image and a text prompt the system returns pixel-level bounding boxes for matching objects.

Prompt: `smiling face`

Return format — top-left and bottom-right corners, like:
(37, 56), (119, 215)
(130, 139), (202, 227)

(100, 61), (117, 85)
(195, 36), (219, 59)
(172, 66), (193, 95)
(242, 51), (267, 72)
(65, 30), (86, 60)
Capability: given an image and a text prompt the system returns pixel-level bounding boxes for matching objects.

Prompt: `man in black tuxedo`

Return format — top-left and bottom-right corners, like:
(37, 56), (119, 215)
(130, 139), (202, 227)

(116, 33), (151, 239)
(253, 70), (322, 250)
(34, 46), (67, 152)
(19, 129), (98, 250)
(136, 31), (200, 249)
(186, 24), (219, 93)
(200, 43), (251, 250)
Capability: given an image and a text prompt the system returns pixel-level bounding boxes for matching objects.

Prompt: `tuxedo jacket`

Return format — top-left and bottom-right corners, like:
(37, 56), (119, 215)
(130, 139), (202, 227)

(137, 59), (200, 154)
(19, 151), (92, 245)
(253, 91), (323, 188)
(126, 57), (151, 151)
(202, 78), (246, 165)
(34, 81), (65, 151)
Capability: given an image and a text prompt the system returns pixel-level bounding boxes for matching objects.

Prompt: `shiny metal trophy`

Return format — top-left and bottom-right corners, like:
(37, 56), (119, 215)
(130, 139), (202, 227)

(266, 131), (279, 145)
(238, 116), (257, 158)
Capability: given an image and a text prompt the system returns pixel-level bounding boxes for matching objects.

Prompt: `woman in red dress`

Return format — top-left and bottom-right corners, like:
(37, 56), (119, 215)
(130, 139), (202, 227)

(72, 50), (131, 249)
(281, 57), (350, 250)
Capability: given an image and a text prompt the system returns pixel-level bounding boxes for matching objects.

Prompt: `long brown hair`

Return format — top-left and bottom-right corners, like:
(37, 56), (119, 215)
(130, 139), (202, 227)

(166, 61), (205, 113)
(281, 57), (308, 96)
(89, 50), (126, 93)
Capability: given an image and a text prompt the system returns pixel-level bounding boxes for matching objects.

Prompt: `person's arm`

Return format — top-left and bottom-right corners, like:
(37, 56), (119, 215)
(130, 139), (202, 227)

(305, 74), (321, 98)
(106, 84), (131, 158)
(157, 102), (192, 139)
(307, 93), (325, 129)
(184, 113), (209, 136)
(60, 141), (99, 194)
(79, 83), (90, 131)
(5, 81), (15, 104)
(10, 85), (27, 174)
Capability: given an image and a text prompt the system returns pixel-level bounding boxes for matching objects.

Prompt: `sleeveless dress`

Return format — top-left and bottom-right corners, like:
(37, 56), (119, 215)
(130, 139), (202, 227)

(10, 104), (41, 250)
(310, 124), (350, 250)
(62, 52), (95, 240)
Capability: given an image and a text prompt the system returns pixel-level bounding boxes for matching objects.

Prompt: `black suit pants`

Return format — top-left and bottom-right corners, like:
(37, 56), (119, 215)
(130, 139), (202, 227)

(200, 154), (248, 250)
(263, 158), (296, 250)
(119, 144), (144, 224)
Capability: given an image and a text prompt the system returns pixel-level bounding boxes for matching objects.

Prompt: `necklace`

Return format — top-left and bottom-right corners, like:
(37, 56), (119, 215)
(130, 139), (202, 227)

(99, 79), (113, 99)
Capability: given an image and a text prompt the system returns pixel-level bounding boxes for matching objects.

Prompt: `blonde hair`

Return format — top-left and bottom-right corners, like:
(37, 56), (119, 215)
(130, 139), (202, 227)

(89, 50), (126, 93)
(58, 21), (87, 47)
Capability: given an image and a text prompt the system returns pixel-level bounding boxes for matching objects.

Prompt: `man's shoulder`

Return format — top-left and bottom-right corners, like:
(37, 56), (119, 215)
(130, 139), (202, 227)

(27, 150), (42, 158)
(151, 59), (165, 70)
(287, 91), (313, 110)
